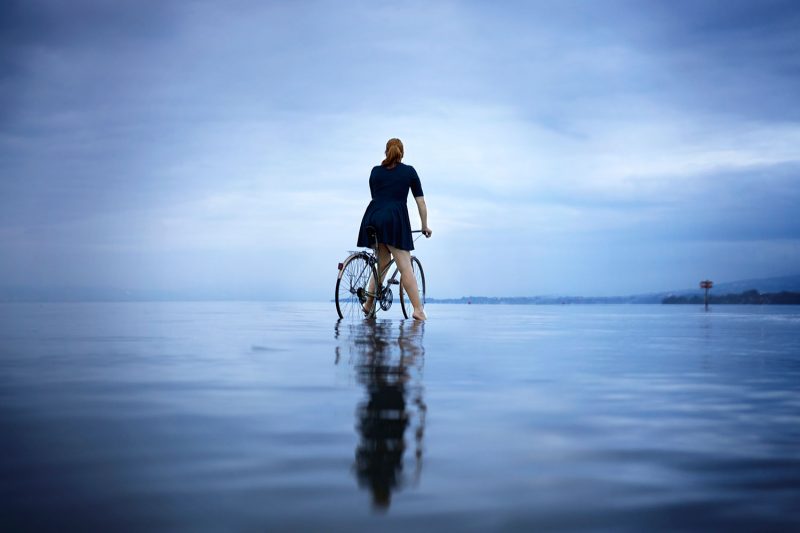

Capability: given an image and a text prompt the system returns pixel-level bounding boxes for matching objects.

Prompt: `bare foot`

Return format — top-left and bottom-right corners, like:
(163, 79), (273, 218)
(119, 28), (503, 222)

(362, 298), (375, 317)
(412, 309), (427, 321)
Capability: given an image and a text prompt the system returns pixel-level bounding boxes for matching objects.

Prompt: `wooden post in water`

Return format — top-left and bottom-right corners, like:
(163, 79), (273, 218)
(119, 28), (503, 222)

(700, 280), (713, 311)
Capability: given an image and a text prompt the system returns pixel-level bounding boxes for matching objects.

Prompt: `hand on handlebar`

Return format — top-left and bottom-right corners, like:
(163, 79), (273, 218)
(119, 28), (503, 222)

(422, 227), (433, 238)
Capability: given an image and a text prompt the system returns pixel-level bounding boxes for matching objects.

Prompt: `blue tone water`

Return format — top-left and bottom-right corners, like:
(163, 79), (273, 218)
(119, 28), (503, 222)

(1, 303), (799, 531)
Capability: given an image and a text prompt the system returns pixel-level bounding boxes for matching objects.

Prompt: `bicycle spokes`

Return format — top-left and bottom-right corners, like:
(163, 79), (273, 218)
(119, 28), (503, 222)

(336, 255), (378, 319)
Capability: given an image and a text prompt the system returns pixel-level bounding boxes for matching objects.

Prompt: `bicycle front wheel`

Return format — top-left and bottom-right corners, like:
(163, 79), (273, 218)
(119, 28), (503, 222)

(336, 254), (379, 319)
(400, 256), (426, 319)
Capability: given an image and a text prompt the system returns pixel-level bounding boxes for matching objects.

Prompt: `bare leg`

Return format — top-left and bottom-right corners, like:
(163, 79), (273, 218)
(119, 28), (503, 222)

(364, 244), (391, 315)
(388, 245), (426, 320)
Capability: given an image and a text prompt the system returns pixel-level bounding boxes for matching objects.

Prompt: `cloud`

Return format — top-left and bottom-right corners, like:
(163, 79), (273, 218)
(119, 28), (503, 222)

(1, 0), (799, 297)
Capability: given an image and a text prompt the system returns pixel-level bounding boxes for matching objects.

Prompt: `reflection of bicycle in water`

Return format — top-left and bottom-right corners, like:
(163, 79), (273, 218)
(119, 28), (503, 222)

(334, 319), (426, 510)
(335, 227), (426, 320)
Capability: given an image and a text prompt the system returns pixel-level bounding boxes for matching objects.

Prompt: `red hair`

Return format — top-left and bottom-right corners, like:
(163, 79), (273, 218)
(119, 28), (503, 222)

(381, 138), (404, 168)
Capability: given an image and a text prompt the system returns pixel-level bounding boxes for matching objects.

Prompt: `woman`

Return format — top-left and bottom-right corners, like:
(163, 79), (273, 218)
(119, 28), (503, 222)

(357, 138), (432, 320)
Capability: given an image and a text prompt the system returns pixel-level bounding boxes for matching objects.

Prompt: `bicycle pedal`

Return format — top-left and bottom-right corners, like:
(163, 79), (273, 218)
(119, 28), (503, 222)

(388, 279), (400, 285)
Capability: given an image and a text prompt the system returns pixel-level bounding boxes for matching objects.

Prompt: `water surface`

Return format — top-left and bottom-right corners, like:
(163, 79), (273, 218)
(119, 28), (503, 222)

(1, 303), (799, 531)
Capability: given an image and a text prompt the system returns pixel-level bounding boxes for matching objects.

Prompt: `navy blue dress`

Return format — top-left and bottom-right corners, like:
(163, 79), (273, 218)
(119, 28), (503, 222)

(356, 163), (424, 251)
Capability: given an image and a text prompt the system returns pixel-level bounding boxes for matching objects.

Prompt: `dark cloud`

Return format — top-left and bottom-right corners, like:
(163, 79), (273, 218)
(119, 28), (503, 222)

(609, 163), (800, 243)
(0, 0), (180, 117)
(0, 1), (190, 231)
(620, 0), (800, 120)
(0, 0), (178, 48)
(472, 0), (800, 122)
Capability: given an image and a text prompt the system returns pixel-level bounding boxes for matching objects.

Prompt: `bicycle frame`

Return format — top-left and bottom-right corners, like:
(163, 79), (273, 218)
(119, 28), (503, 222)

(362, 248), (401, 317)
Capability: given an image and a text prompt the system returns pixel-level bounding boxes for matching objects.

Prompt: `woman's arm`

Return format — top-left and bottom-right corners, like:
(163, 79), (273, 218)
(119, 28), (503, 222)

(414, 196), (432, 237)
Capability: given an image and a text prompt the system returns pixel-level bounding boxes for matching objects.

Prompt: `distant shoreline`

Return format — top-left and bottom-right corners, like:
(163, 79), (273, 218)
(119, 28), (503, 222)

(662, 290), (800, 305)
(428, 290), (800, 305)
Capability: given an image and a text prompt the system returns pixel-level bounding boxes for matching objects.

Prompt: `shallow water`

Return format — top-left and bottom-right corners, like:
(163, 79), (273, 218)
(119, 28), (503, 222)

(1, 302), (799, 531)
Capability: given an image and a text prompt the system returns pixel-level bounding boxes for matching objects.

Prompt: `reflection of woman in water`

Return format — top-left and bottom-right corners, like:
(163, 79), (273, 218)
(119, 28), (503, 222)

(334, 319), (426, 510)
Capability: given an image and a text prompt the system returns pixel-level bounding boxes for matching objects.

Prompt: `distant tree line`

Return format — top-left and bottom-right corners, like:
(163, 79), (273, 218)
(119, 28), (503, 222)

(662, 290), (800, 305)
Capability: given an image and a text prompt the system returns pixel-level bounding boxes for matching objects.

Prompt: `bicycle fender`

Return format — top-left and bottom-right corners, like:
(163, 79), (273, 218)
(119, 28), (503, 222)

(336, 252), (370, 281)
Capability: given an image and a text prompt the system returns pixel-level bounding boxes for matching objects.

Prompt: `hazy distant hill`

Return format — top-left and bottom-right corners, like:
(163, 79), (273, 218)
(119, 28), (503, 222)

(689, 275), (800, 295)
(428, 274), (800, 305)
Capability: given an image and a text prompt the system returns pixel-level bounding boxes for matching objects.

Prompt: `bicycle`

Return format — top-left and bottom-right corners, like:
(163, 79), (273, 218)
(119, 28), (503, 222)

(335, 227), (426, 319)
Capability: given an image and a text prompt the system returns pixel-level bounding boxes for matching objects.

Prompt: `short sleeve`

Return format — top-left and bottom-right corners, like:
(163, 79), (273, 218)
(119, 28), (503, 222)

(409, 166), (424, 197)
(369, 167), (377, 198)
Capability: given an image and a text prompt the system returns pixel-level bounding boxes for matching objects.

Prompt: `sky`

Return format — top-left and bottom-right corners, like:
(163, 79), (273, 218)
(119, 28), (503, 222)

(1, 0), (799, 299)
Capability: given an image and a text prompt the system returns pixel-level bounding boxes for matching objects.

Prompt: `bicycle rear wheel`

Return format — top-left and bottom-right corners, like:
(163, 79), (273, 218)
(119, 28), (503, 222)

(400, 256), (426, 319)
(336, 254), (379, 319)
